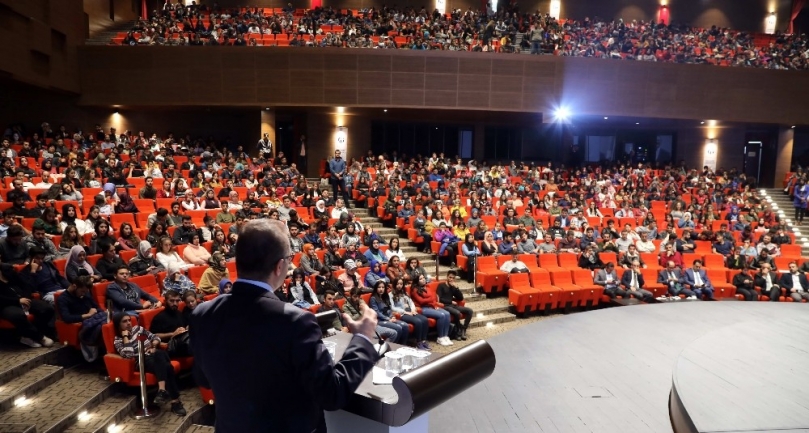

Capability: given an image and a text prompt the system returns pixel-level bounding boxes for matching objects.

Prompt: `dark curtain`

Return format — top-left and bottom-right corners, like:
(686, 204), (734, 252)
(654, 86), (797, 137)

(789, 0), (807, 33)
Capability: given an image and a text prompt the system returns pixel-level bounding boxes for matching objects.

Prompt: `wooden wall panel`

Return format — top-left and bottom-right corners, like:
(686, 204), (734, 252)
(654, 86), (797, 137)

(78, 47), (809, 126)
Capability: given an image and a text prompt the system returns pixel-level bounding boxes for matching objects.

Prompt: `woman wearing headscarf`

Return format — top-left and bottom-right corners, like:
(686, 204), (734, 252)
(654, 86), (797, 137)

(364, 260), (389, 287)
(128, 241), (164, 276)
(313, 200), (328, 220)
(65, 245), (102, 283)
(198, 252), (230, 296)
(162, 262), (197, 296)
(115, 191), (139, 214)
(218, 279), (233, 295)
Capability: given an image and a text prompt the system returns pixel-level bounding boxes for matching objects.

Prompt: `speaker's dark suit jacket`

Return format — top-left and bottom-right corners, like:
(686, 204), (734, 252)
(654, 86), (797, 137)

(190, 281), (378, 433)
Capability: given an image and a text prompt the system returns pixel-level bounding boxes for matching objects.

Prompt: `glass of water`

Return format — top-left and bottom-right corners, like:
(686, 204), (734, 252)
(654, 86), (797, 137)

(384, 352), (403, 377)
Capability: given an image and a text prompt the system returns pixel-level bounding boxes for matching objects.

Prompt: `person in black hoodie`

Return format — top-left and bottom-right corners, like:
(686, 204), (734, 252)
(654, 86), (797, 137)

(436, 270), (473, 341)
(0, 263), (55, 348)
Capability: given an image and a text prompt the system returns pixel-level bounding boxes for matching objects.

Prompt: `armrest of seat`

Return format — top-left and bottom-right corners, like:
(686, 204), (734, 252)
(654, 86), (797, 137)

(103, 354), (135, 383)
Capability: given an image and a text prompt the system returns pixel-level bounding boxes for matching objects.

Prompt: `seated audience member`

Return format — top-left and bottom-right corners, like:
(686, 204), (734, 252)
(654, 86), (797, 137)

(163, 263), (197, 297)
(342, 287), (397, 341)
(683, 260), (715, 300)
(620, 261), (653, 302)
(316, 267), (343, 299)
(411, 275), (453, 346)
(751, 248), (776, 271)
(0, 226), (29, 264)
(287, 268), (319, 309)
(112, 312), (186, 415)
(732, 266), (761, 302)
(389, 277), (430, 349)
(404, 258), (432, 284)
(19, 246), (69, 304)
(594, 262), (625, 299)
(316, 290), (348, 333)
(218, 279), (232, 295)
(65, 245), (103, 283)
(436, 271), (474, 341)
(300, 244), (324, 276)
(107, 265), (161, 314)
(634, 231), (656, 253)
(156, 236), (193, 271)
(657, 260), (691, 299)
(181, 290), (198, 324)
(149, 290), (191, 358)
(129, 240), (164, 276)
(0, 263), (55, 348)
(25, 226), (58, 262)
(557, 231), (581, 253)
(659, 242), (683, 268)
(363, 238), (387, 264)
(368, 281), (409, 344)
(171, 216), (197, 245)
(364, 260), (389, 287)
(578, 245), (604, 271)
(182, 233), (210, 266)
(756, 263), (781, 302)
(57, 276), (105, 361)
(779, 261), (809, 302)
(725, 246), (748, 270)
(342, 242), (369, 267)
(338, 260), (368, 295)
(620, 244), (645, 269)
(198, 252), (229, 296)
(500, 253), (530, 273)
(96, 240), (126, 281)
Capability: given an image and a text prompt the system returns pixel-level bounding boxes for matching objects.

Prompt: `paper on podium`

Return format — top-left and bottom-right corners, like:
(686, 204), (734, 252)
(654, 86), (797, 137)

(371, 366), (394, 385)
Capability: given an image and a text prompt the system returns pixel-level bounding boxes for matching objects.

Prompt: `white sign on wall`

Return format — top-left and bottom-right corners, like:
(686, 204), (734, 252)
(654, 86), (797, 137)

(550, 0), (561, 19)
(703, 140), (718, 171)
(765, 13), (777, 34)
(335, 126), (348, 157)
(436, 0), (447, 15)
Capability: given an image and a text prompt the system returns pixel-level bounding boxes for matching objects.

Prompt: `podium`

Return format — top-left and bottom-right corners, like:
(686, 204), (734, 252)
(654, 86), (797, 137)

(323, 332), (496, 433)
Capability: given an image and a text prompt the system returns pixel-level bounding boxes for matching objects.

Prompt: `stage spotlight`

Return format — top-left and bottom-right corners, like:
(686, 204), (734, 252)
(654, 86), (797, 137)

(554, 106), (570, 122)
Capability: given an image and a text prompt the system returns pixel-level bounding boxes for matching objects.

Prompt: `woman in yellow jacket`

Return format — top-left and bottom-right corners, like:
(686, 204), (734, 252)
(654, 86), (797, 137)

(198, 252), (230, 296)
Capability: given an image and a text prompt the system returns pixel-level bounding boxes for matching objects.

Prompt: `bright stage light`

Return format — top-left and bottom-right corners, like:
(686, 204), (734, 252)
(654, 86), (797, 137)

(554, 107), (570, 122)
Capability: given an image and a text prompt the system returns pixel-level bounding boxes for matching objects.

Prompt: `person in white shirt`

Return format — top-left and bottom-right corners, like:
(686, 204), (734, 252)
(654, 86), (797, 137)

(780, 261), (809, 302)
(756, 235), (780, 257)
(33, 170), (53, 189)
(499, 253), (529, 273)
(634, 231), (656, 253)
(615, 231), (634, 253)
(331, 198), (348, 220)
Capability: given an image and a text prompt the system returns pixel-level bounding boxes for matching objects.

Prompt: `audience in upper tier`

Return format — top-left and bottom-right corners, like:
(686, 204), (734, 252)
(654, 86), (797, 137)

(116, 1), (809, 70)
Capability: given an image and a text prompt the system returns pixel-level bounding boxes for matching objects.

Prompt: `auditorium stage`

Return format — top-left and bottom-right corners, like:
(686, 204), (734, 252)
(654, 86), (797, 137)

(430, 302), (809, 433)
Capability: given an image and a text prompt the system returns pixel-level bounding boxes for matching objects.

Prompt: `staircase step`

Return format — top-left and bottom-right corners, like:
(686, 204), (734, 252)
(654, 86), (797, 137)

(109, 387), (209, 433)
(62, 395), (137, 433)
(0, 369), (115, 433)
(0, 347), (64, 386)
(0, 424), (35, 433)
(185, 425), (215, 433)
(0, 365), (63, 413)
(468, 312), (516, 328)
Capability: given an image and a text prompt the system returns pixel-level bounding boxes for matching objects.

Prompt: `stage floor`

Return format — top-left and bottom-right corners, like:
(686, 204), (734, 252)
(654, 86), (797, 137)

(430, 302), (808, 433)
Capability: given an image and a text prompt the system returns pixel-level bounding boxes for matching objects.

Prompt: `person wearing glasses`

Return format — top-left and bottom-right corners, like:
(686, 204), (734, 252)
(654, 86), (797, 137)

(189, 219), (379, 433)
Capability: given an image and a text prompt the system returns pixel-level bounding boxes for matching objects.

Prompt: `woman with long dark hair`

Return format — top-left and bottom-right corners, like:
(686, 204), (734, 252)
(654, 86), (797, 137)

(368, 281), (409, 345)
(112, 312), (186, 415)
(389, 278), (430, 350)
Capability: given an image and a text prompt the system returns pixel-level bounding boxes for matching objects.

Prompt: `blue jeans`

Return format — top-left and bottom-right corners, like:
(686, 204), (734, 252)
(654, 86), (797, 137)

(379, 320), (409, 345)
(376, 325), (397, 341)
(398, 313), (429, 341)
(420, 307), (451, 338)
